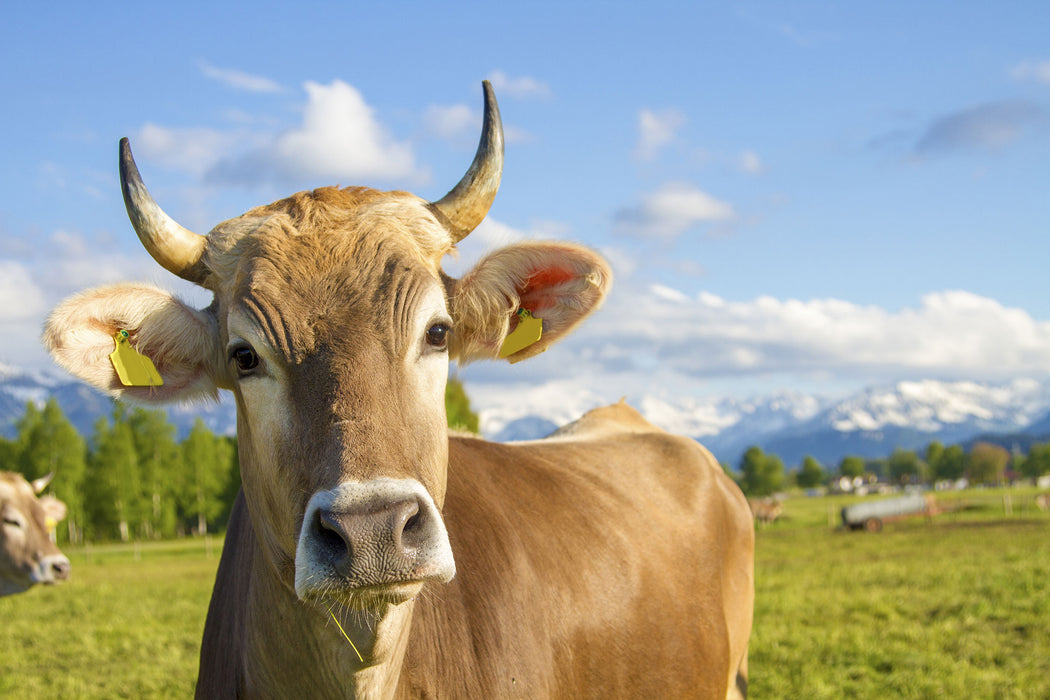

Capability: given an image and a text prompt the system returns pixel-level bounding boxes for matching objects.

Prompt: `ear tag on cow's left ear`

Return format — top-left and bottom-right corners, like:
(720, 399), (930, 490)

(499, 309), (544, 362)
(109, 330), (164, 387)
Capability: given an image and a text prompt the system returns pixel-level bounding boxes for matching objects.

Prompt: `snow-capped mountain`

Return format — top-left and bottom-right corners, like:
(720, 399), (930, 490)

(477, 378), (1050, 466)
(3, 361), (1050, 468)
(0, 363), (236, 440)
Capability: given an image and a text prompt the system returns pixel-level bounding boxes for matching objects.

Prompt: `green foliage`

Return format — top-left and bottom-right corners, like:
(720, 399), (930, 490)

(931, 444), (967, 481)
(967, 442), (1010, 485)
(887, 447), (924, 484)
(179, 419), (236, 535)
(838, 455), (866, 478)
(1018, 442), (1050, 479)
(739, 445), (785, 496)
(129, 407), (182, 539)
(14, 398), (87, 542)
(445, 376), (480, 433)
(796, 455), (825, 488)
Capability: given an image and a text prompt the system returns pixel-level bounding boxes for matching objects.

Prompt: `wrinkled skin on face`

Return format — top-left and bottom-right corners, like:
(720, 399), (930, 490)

(207, 198), (455, 593)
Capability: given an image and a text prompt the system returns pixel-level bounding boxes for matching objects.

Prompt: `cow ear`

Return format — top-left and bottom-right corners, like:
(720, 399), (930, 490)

(43, 283), (223, 404)
(38, 496), (67, 525)
(447, 241), (612, 363)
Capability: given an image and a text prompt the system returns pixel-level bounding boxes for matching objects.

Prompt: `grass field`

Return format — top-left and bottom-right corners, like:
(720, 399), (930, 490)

(1, 491), (1048, 698)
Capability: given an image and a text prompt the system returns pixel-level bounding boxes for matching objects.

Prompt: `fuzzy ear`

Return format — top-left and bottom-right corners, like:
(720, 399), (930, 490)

(42, 283), (223, 404)
(448, 241), (612, 363)
(38, 496), (67, 525)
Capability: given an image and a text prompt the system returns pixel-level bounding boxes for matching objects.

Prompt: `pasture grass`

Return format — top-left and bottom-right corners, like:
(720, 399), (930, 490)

(752, 489), (1050, 698)
(0, 538), (218, 699)
(1, 492), (1048, 698)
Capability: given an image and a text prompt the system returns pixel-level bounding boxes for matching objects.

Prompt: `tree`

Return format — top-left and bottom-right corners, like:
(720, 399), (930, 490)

(887, 448), (923, 484)
(932, 444), (967, 482)
(838, 455), (866, 479)
(739, 446), (785, 497)
(925, 441), (945, 476)
(1018, 442), (1050, 480)
(85, 406), (141, 541)
(179, 419), (228, 535)
(128, 407), (182, 538)
(16, 399), (88, 543)
(968, 442), (1009, 485)
(797, 456), (825, 489)
(445, 377), (479, 433)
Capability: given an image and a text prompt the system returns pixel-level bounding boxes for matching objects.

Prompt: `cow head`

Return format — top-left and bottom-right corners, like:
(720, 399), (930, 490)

(0, 472), (71, 596)
(43, 83), (610, 610)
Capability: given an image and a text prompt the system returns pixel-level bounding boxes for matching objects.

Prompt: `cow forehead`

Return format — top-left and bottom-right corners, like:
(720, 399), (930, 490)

(0, 475), (31, 504)
(214, 193), (453, 364)
(206, 186), (453, 286)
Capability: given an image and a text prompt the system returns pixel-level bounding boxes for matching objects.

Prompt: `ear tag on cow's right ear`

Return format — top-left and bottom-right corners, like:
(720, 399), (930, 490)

(109, 330), (164, 387)
(499, 309), (543, 361)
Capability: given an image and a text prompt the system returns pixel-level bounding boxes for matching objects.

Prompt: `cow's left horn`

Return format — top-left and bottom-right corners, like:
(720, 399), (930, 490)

(430, 80), (504, 242)
(119, 138), (209, 284)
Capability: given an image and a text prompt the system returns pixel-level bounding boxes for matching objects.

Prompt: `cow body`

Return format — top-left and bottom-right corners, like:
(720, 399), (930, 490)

(197, 402), (753, 698)
(0, 472), (70, 596)
(43, 82), (754, 698)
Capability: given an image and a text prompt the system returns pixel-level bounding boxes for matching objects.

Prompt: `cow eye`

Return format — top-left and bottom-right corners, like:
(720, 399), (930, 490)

(425, 323), (450, 350)
(2, 516), (22, 529)
(229, 344), (260, 376)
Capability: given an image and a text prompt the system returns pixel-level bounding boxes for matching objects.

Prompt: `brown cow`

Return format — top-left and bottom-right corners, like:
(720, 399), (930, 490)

(43, 82), (754, 699)
(748, 497), (783, 525)
(0, 471), (70, 596)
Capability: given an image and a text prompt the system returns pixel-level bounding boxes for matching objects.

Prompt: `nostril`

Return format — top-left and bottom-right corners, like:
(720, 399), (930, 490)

(316, 511), (351, 558)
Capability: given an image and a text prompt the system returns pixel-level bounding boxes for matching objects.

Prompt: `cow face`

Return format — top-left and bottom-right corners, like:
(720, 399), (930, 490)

(0, 472), (70, 596)
(43, 83), (611, 610)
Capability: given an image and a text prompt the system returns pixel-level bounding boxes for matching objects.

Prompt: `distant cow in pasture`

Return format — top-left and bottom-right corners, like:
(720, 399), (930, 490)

(0, 472), (70, 596)
(748, 497), (783, 525)
(1036, 493), (1050, 511)
(43, 82), (755, 699)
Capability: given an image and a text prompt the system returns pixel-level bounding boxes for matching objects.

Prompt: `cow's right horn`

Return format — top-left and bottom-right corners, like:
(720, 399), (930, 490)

(119, 138), (208, 285)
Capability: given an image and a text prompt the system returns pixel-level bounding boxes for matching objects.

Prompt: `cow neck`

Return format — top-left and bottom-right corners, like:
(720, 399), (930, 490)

(244, 544), (417, 700)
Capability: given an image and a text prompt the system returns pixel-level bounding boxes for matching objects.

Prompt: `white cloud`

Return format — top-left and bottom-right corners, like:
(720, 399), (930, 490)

(572, 286), (1050, 382)
(423, 104), (477, 141)
(634, 108), (686, 160)
(615, 181), (734, 239)
(735, 149), (765, 174)
(198, 61), (283, 93)
(273, 81), (418, 182)
(206, 80), (424, 186)
(135, 123), (241, 176)
(486, 71), (551, 99)
(0, 261), (46, 321)
(1010, 60), (1050, 85)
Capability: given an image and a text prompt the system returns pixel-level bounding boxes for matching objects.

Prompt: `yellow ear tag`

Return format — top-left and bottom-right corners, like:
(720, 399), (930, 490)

(109, 330), (164, 387)
(499, 309), (544, 362)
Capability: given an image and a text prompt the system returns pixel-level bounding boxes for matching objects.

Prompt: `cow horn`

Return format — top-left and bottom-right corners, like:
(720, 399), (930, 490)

(119, 138), (209, 284)
(31, 472), (54, 495)
(430, 80), (504, 242)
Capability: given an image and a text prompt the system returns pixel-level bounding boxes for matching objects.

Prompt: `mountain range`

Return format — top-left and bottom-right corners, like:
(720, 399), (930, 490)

(3, 362), (1050, 468)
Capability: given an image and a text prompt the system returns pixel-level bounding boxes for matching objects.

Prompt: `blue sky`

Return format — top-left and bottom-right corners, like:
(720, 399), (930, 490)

(3, 1), (1050, 415)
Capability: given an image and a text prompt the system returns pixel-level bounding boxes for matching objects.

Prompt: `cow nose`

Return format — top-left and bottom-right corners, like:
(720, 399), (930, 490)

(38, 554), (71, 583)
(316, 498), (424, 574)
(295, 478), (456, 599)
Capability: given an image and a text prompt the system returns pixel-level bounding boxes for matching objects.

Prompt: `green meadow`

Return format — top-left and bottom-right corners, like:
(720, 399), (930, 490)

(2, 492), (1048, 698)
